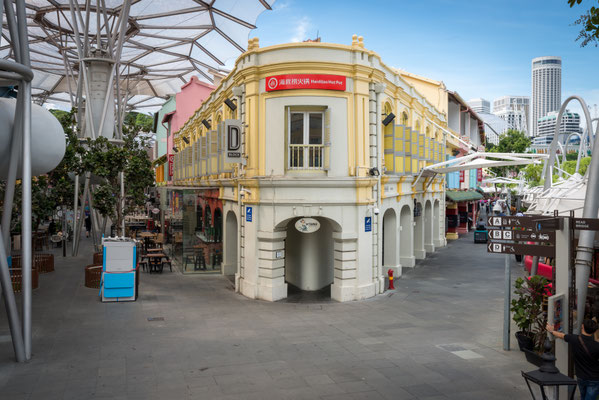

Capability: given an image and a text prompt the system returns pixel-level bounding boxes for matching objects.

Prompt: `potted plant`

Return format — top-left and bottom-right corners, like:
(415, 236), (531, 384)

(511, 275), (549, 352)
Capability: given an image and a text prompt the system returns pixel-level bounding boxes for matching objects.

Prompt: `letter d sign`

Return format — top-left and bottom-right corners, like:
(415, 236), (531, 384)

(224, 119), (243, 164)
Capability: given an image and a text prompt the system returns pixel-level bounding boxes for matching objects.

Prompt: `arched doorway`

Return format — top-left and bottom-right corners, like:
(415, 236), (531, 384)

(414, 201), (425, 259)
(433, 200), (440, 247)
(382, 208), (398, 271)
(424, 201), (434, 253)
(223, 211), (237, 275)
(399, 205), (414, 268)
(285, 217), (335, 298)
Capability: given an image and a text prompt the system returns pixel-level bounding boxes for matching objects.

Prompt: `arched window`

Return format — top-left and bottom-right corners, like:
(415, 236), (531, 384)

(425, 127), (430, 138)
(401, 111), (409, 125)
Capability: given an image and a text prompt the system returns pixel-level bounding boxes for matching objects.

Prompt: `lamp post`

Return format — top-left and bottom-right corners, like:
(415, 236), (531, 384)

(521, 338), (577, 399)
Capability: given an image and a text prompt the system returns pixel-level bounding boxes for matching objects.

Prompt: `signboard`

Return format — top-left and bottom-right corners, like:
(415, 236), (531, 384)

(224, 119), (243, 163)
(572, 218), (599, 231)
(295, 218), (321, 233)
(168, 154), (174, 177)
(246, 206), (252, 222)
(384, 184), (397, 197)
(487, 242), (555, 257)
(265, 74), (346, 92)
(548, 293), (565, 333)
(489, 229), (554, 242)
(486, 216), (561, 231)
(365, 216), (372, 232)
(459, 170), (465, 184)
(477, 168), (482, 183)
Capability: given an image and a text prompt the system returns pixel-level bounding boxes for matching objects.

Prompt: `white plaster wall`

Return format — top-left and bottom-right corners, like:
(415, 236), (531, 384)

(448, 101), (460, 132)
(264, 96), (348, 177)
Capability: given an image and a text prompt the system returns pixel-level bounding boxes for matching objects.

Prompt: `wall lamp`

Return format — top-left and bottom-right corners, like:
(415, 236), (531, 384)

(368, 167), (380, 176)
(382, 112), (396, 126)
(224, 98), (237, 111)
(173, 146), (179, 153)
(182, 137), (190, 144)
(202, 119), (211, 129)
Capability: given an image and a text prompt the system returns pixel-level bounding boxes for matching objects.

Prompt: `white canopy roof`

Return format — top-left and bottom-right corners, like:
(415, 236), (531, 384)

(1, 1), (274, 110)
(422, 152), (547, 174)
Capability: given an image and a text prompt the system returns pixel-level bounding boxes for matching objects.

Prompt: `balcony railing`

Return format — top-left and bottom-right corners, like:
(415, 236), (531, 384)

(288, 144), (324, 170)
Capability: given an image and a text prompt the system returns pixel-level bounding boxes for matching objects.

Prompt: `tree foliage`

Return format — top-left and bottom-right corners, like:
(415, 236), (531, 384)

(488, 129), (531, 176)
(80, 113), (154, 235)
(569, 0), (599, 47)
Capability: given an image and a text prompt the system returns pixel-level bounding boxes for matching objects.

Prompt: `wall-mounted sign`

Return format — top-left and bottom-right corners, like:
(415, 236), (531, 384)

(477, 168), (482, 182)
(295, 218), (320, 233)
(459, 170), (465, 184)
(168, 154), (174, 177)
(225, 119), (243, 163)
(151, 208), (160, 215)
(365, 216), (372, 232)
(265, 74), (346, 92)
(275, 250), (284, 259)
(246, 206), (252, 222)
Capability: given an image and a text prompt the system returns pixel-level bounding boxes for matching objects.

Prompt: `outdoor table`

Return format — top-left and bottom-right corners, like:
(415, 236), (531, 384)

(146, 253), (167, 274)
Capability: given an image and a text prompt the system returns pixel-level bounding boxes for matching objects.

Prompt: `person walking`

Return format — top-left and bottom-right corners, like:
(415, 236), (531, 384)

(85, 213), (91, 238)
(547, 320), (599, 399)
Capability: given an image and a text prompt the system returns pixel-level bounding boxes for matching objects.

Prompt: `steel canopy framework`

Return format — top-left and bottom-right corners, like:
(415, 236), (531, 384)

(1, 0), (274, 111)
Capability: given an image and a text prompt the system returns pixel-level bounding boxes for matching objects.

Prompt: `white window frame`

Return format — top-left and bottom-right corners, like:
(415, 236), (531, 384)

(287, 110), (324, 169)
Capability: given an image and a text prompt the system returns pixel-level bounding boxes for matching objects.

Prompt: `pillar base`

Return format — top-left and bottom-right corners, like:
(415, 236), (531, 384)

(238, 277), (257, 299)
(434, 238), (446, 247)
(424, 244), (435, 253)
(400, 256), (415, 268)
(222, 263), (236, 276)
(446, 232), (459, 240)
(257, 280), (287, 302)
(414, 249), (426, 260)
(330, 280), (376, 302)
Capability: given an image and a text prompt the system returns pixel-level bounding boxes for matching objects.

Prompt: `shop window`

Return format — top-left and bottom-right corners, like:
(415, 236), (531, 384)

(287, 109), (328, 170)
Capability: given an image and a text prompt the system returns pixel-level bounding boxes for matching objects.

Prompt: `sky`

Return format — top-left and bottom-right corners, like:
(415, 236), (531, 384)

(249, 0), (599, 122)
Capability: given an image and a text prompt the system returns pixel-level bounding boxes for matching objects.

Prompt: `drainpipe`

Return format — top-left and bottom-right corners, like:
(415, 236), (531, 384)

(232, 85), (245, 292)
(373, 82), (385, 293)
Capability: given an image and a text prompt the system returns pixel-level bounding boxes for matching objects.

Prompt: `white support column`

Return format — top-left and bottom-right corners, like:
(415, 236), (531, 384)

(256, 230), (287, 301)
(330, 231), (359, 302)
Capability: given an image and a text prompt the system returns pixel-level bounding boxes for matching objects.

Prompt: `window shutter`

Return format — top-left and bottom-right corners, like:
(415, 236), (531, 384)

(323, 108), (331, 171)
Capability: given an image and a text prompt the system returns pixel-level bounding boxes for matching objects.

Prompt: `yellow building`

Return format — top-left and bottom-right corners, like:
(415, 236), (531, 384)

(172, 35), (449, 302)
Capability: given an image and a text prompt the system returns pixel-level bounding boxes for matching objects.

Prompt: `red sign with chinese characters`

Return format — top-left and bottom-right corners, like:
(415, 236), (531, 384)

(168, 154), (174, 177)
(459, 170), (465, 183)
(477, 168), (482, 182)
(265, 74), (346, 92)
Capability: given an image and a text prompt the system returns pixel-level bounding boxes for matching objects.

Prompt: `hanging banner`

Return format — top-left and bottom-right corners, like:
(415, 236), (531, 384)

(477, 168), (482, 182)
(168, 154), (174, 177)
(295, 218), (320, 233)
(265, 74), (346, 92)
(459, 170), (465, 183)
(224, 119), (243, 163)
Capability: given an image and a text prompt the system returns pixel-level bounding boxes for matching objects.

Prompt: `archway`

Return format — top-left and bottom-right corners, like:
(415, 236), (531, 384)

(223, 211), (238, 275)
(414, 201), (425, 259)
(433, 200), (441, 247)
(284, 217), (336, 298)
(424, 201), (434, 252)
(399, 205), (414, 268)
(382, 208), (398, 271)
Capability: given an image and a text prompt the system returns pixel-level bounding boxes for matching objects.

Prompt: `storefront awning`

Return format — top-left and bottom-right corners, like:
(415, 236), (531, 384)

(446, 190), (483, 202)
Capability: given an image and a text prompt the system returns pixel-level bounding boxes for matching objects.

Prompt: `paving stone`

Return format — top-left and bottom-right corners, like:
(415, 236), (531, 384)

(0, 234), (533, 399)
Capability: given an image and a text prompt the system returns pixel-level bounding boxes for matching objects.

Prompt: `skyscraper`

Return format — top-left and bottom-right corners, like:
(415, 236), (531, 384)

(492, 96), (530, 135)
(531, 56), (561, 137)
(467, 98), (490, 114)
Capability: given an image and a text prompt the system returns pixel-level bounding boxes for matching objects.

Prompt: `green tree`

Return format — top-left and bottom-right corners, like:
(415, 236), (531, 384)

(80, 113), (154, 235)
(489, 129), (531, 176)
(524, 163), (544, 187)
(569, 0), (599, 47)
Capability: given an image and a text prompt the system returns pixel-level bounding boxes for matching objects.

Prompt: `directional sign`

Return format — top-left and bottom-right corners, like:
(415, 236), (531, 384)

(489, 230), (513, 240)
(487, 242), (555, 257)
(572, 218), (599, 231)
(512, 231), (555, 243)
(486, 216), (561, 231)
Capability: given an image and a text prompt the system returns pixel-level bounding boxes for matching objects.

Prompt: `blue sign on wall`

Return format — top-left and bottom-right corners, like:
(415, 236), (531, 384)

(246, 206), (252, 222)
(365, 216), (372, 232)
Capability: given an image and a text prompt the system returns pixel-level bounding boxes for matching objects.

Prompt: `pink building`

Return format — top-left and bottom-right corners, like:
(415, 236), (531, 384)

(163, 76), (215, 184)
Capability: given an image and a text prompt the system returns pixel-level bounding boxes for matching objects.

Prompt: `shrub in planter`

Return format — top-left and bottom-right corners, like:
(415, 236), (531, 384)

(511, 275), (549, 352)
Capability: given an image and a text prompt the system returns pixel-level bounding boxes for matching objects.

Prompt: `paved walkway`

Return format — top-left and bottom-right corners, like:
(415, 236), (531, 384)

(0, 234), (534, 400)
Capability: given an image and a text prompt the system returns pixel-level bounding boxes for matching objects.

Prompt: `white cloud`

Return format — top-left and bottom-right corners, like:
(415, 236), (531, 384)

(290, 16), (311, 43)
